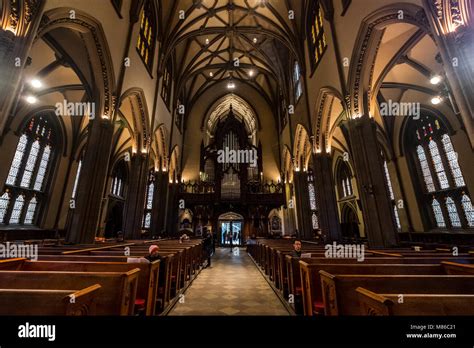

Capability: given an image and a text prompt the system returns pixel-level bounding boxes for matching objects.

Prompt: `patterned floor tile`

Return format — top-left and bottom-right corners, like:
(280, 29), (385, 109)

(168, 248), (290, 316)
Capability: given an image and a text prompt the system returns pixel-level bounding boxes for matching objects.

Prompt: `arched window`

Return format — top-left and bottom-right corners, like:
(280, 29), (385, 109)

(382, 156), (401, 231)
(307, 0), (327, 73)
(110, 160), (127, 198)
(71, 158), (83, 200)
(307, 168), (319, 230)
(461, 194), (474, 227)
(161, 61), (172, 108)
(136, 0), (157, 71)
(142, 170), (155, 230)
(336, 160), (353, 199)
(1, 115), (57, 225)
(406, 114), (471, 229)
(293, 62), (303, 101)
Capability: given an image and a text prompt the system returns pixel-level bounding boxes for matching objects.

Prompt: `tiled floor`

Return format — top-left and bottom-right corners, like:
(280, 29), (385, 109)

(168, 247), (290, 316)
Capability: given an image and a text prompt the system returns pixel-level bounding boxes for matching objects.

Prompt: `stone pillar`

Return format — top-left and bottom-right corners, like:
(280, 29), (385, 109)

(346, 115), (398, 247)
(66, 119), (114, 244)
(165, 182), (179, 237)
(122, 153), (149, 240)
(293, 171), (312, 240)
(150, 171), (168, 237)
(313, 153), (342, 242)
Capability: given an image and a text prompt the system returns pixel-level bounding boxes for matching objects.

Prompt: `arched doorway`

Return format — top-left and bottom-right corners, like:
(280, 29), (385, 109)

(104, 201), (124, 238)
(340, 204), (360, 241)
(218, 212), (244, 247)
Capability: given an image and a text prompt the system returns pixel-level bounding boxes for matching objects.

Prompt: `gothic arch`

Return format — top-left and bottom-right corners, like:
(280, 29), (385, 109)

(347, 3), (431, 118)
(36, 8), (116, 121)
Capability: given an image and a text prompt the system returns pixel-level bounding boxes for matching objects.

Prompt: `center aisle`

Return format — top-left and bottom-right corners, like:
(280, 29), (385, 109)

(168, 247), (290, 316)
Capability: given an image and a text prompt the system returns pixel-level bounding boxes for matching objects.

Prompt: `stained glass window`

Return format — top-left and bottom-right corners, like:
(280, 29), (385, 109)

(394, 206), (401, 230)
(0, 193), (10, 224)
(33, 145), (51, 191)
(24, 197), (38, 225)
(441, 134), (465, 187)
(294, 62), (303, 100)
(20, 140), (40, 188)
(383, 161), (394, 200)
(2, 115), (56, 225)
(6, 134), (28, 185)
(312, 212), (319, 230)
(408, 115), (470, 230)
(136, 0), (156, 70)
(307, 168), (319, 230)
(429, 140), (449, 189)
(143, 171), (155, 230)
(308, 0), (327, 72)
(9, 195), (25, 224)
(461, 194), (474, 227)
(146, 182), (154, 210)
(445, 196), (461, 227)
(72, 160), (82, 199)
(432, 198), (446, 228)
(111, 160), (127, 198)
(308, 182), (317, 210)
(144, 212), (151, 229)
(416, 145), (435, 192)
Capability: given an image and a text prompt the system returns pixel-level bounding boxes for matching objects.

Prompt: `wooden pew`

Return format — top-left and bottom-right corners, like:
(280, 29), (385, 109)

(299, 263), (445, 316)
(319, 272), (474, 315)
(0, 258), (160, 316)
(0, 285), (101, 315)
(0, 269), (140, 315)
(356, 287), (474, 315)
(36, 253), (174, 314)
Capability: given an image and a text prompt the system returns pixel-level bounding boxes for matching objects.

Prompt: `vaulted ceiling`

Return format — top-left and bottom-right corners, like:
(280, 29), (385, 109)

(159, 0), (305, 108)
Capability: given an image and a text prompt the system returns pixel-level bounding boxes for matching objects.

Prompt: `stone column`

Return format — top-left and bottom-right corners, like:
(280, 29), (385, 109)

(313, 153), (342, 242)
(122, 153), (149, 240)
(293, 171), (312, 240)
(66, 119), (114, 244)
(346, 115), (398, 247)
(165, 182), (179, 237)
(150, 170), (169, 237)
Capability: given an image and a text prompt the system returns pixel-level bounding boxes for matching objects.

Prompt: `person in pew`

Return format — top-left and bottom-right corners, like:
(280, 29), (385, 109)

(145, 245), (162, 262)
(290, 239), (303, 258)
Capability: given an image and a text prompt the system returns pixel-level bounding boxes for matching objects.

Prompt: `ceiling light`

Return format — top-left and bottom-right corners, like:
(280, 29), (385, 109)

(205, 38), (209, 45)
(253, 37), (258, 43)
(431, 96), (442, 105)
(26, 95), (37, 104)
(227, 81), (235, 89)
(248, 69), (255, 77)
(209, 72), (213, 77)
(430, 75), (442, 85)
(30, 79), (43, 89)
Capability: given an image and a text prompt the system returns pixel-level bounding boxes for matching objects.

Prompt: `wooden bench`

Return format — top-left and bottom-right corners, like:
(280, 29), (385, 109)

(0, 269), (140, 315)
(0, 258), (160, 316)
(319, 272), (474, 315)
(356, 287), (474, 315)
(0, 285), (101, 315)
(299, 262), (461, 316)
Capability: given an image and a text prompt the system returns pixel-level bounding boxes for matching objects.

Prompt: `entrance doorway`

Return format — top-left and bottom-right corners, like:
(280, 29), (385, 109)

(218, 212), (244, 247)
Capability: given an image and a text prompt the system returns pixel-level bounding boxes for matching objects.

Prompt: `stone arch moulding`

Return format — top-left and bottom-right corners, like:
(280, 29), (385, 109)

(120, 88), (151, 153)
(35, 8), (116, 121)
(347, 3), (431, 119)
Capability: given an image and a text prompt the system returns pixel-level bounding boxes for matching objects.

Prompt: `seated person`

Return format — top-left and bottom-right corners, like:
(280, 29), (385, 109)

(145, 245), (161, 262)
(290, 239), (302, 258)
(179, 233), (190, 243)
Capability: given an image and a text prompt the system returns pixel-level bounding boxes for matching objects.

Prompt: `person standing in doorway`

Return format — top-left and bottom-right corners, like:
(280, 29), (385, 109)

(229, 230), (233, 252)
